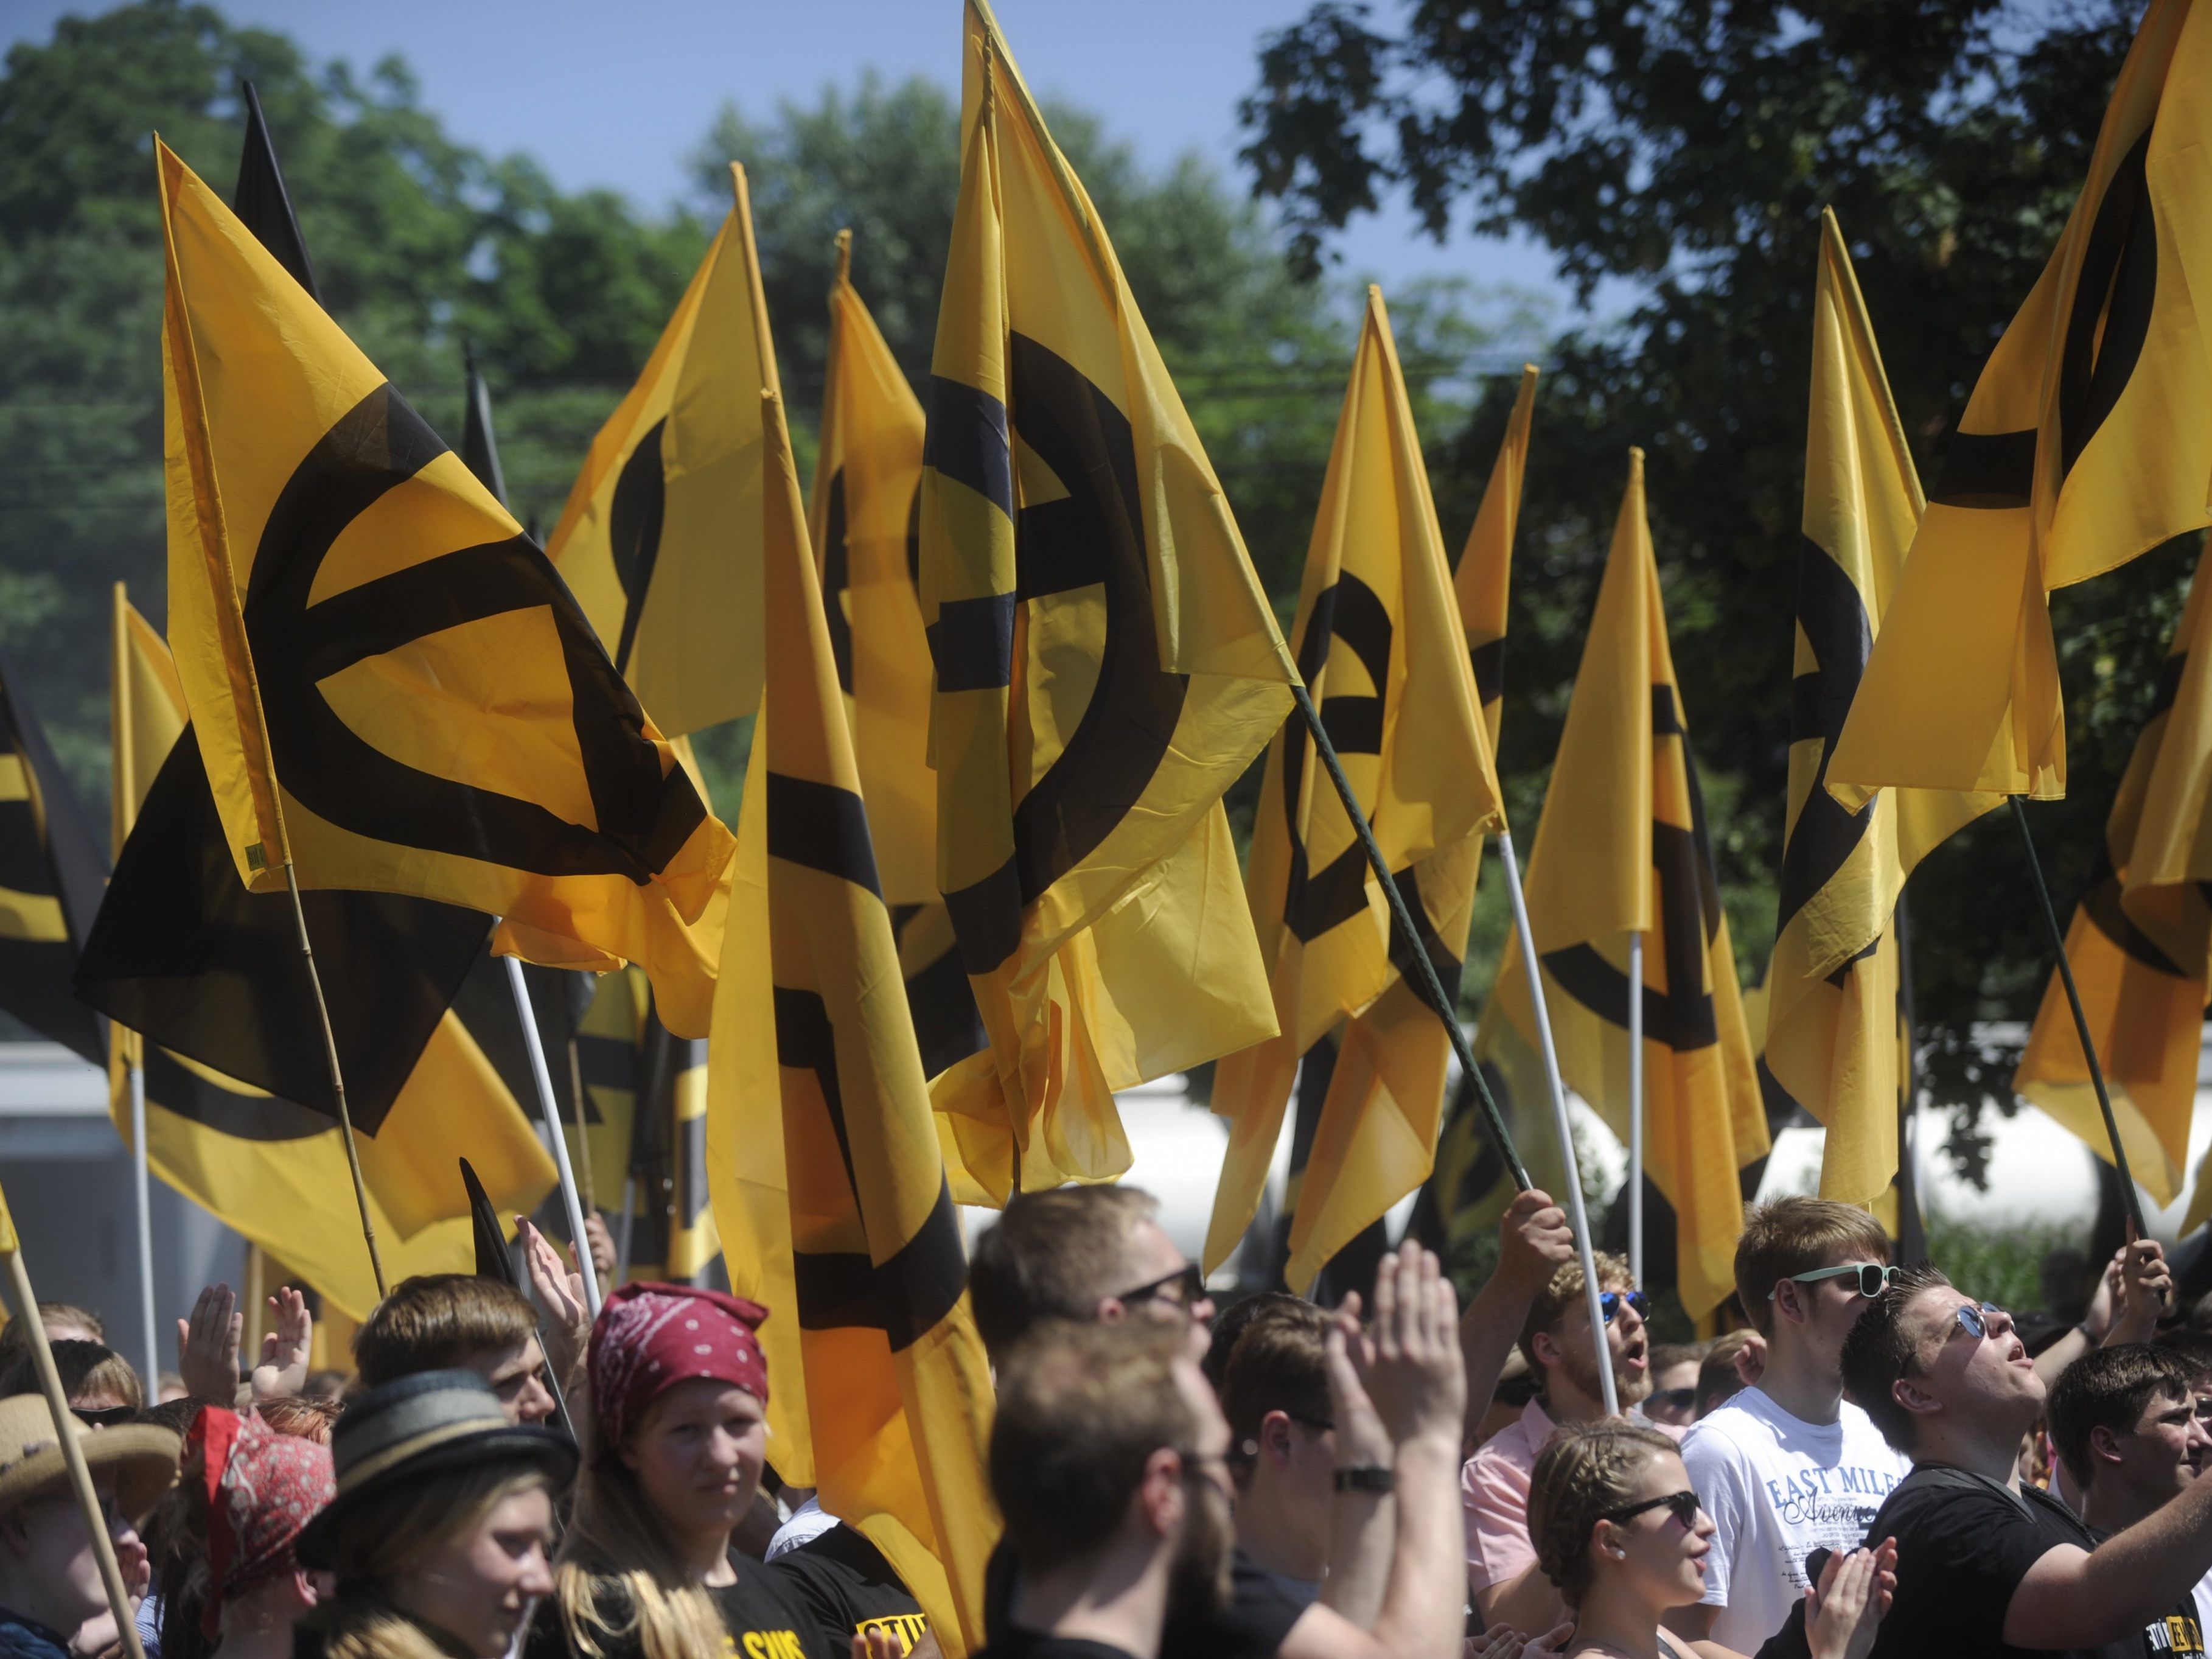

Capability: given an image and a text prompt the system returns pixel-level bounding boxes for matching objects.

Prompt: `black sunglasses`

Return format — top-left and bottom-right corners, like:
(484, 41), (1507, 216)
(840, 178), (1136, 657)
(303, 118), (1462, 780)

(1649, 1386), (1697, 1416)
(72, 1405), (138, 1429)
(1603, 1490), (1702, 1530)
(1120, 1262), (1207, 1311)
(1600, 1290), (1651, 1324)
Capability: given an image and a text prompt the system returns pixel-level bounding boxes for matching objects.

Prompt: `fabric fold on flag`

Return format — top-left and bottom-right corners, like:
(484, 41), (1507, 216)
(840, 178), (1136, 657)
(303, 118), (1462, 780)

(700, 162), (996, 1658)
(1203, 286), (1503, 1285)
(1766, 211), (1998, 1207)
(1829, 0), (2212, 801)
(1485, 450), (1764, 1316)
(155, 139), (731, 1033)
(919, 0), (1295, 1200)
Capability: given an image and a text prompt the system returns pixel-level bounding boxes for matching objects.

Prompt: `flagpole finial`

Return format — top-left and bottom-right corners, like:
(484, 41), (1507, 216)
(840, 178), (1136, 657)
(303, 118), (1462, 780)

(834, 228), (853, 287)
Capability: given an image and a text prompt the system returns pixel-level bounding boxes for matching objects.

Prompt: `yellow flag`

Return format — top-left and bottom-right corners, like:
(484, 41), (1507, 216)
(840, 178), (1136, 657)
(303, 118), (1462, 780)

(106, 587), (556, 1321)
(1829, 0), (2212, 800)
(920, 0), (1296, 1200)
(812, 233), (988, 1081)
(543, 194), (768, 739)
(701, 167), (996, 1657)
(1459, 365), (1539, 747)
(1486, 452), (1764, 1316)
(1204, 288), (1504, 1282)
(1765, 212), (1999, 1206)
(155, 140), (731, 1034)
(2014, 544), (2212, 1204)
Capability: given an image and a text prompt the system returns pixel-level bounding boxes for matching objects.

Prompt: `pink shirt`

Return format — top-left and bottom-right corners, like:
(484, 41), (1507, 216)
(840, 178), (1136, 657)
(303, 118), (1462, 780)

(1461, 1400), (1684, 1593)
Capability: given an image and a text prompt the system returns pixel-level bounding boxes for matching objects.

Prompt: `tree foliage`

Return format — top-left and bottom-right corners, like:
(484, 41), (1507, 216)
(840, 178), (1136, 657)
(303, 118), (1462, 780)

(1240, 0), (2181, 1154)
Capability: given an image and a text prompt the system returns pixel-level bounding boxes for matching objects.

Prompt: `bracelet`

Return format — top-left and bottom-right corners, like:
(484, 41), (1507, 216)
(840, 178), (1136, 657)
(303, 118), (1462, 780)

(1334, 1465), (1395, 1494)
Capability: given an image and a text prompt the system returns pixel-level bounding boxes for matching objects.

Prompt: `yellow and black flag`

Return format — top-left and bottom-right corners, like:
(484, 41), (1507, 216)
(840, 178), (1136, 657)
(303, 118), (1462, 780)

(1487, 452), (1765, 1316)
(544, 193), (769, 740)
(703, 166), (995, 1657)
(1765, 212), (1998, 1207)
(1204, 288), (1504, 1285)
(0, 654), (106, 1064)
(1411, 365), (1542, 1252)
(2013, 545), (2212, 1204)
(812, 232), (986, 1081)
(920, 0), (1295, 1200)
(94, 587), (557, 1320)
(155, 141), (731, 1033)
(1830, 0), (2212, 802)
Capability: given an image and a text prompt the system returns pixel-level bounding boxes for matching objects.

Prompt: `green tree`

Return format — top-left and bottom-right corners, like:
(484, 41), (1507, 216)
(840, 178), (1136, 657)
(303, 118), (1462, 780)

(1238, 0), (2177, 1164)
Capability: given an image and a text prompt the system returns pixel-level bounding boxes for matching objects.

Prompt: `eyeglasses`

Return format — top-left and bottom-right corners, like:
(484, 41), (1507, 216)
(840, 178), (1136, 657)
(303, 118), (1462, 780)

(1649, 1387), (1697, 1416)
(1600, 1290), (1651, 1324)
(71, 1405), (138, 1429)
(1602, 1490), (1702, 1530)
(1771, 1262), (1898, 1301)
(1945, 1301), (2007, 1343)
(1119, 1262), (1207, 1311)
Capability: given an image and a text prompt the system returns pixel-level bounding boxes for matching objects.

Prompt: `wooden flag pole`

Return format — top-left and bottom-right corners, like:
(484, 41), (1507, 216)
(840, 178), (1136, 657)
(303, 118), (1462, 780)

(503, 955), (601, 1317)
(1288, 682), (1533, 1192)
(0, 1190), (148, 1659)
(1495, 825), (1621, 1417)
(1627, 931), (1645, 1286)
(280, 860), (386, 1298)
(2009, 797), (2148, 1240)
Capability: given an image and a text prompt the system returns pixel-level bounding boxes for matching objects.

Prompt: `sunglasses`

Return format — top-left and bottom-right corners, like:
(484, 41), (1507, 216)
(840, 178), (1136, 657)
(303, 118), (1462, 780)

(1600, 1290), (1651, 1324)
(1603, 1490), (1702, 1530)
(71, 1405), (138, 1429)
(1945, 1301), (2007, 1343)
(1119, 1261), (1207, 1311)
(1771, 1262), (1898, 1301)
(1649, 1386), (1697, 1416)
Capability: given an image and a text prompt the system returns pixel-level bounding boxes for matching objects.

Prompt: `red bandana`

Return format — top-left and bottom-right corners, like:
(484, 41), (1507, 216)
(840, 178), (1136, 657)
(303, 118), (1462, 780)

(189, 1406), (336, 1638)
(588, 1282), (770, 1447)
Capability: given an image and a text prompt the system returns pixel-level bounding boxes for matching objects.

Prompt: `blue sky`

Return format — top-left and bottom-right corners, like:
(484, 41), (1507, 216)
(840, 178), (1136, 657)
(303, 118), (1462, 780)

(7, 0), (1631, 327)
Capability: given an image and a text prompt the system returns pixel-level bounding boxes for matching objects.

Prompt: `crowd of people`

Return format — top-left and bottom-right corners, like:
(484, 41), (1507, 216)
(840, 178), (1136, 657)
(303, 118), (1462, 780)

(0, 1189), (2207, 1659)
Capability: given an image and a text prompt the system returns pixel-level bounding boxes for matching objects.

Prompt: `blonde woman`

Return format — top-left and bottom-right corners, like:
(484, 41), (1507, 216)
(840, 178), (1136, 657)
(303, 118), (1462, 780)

(529, 1284), (853, 1659)
(295, 1371), (576, 1659)
(1527, 1421), (1894, 1659)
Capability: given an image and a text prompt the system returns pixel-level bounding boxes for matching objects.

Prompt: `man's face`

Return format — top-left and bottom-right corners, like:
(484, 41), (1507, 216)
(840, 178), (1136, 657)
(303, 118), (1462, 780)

(0, 1474), (139, 1630)
(470, 1337), (556, 1425)
(1547, 1279), (1652, 1407)
(1786, 1249), (1891, 1366)
(1897, 1287), (2042, 1438)
(2100, 1385), (2209, 1512)
(1166, 1356), (1234, 1620)
(1098, 1218), (1215, 1362)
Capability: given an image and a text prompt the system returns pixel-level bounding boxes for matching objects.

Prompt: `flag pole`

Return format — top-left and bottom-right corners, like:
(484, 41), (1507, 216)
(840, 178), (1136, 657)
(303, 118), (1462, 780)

(2008, 797), (2147, 1239)
(566, 1035), (596, 1213)
(1496, 825), (1621, 1417)
(127, 1057), (158, 1389)
(1287, 682), (1532, 1192)
(503, 955), (601, 1317)
(1627, 931), (1644, 1285)
(0, 1189), (148, 1659)
(1894, 895), (1928, 1263)
(280, 861), (386, 1299)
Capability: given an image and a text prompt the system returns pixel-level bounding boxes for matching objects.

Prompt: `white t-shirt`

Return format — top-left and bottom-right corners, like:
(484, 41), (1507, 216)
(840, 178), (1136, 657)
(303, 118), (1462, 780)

(1679, 1386), (1911, 1653)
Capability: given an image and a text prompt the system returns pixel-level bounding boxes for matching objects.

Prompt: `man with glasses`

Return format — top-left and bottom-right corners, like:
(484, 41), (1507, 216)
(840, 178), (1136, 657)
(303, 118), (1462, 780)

(1464, 1250), (1657, 1633)
(1672, 1197), (1911, 1653)
(1843, 1266), (2212, 1659)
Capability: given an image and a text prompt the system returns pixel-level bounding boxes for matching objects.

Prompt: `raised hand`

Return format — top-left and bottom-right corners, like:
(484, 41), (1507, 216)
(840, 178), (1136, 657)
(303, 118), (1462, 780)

(2109, 1238), (2175, 1342)
(250, 1285), (312, 1401)
(1346, 1243), (1465, 1447)
(1496, 1190), (1577, 1298)
(176, 1283), (241, 1403)
(517, 1215), (591, 1394)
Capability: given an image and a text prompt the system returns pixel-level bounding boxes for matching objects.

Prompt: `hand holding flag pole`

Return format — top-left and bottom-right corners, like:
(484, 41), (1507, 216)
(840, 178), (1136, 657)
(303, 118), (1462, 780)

(0, 1180), (148, 1659)
(502, 953), (601, 1317)
(2009, 798), (2148, 1239)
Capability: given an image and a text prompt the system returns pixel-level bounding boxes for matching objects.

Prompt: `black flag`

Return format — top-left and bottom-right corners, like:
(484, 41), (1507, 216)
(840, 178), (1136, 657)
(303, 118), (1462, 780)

(232, 81), (318, 303)
(0, 651), (105, 1063)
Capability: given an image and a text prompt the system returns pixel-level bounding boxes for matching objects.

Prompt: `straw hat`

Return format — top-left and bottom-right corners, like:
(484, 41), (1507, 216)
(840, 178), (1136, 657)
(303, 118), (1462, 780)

(0, 1394), (180, 1522)
(296, 1371), (574, 1570)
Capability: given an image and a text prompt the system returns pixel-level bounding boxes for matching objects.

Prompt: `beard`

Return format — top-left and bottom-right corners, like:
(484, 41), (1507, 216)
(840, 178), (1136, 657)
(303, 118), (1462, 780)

(1559, 1335), (1651, 1409)
(1166, 1477), (1234, 1621)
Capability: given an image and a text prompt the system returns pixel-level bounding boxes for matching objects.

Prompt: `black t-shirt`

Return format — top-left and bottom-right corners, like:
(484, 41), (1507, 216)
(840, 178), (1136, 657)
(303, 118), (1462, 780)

(972, 1633), (1137, 1659)
(525, 1563), (835, 1659)
(2084, 1525), (2204, 1659)
(770, 1524), (930, 1655)
(983, 1541), (1307, 1659)
(1866, 1464), (2148, 1659)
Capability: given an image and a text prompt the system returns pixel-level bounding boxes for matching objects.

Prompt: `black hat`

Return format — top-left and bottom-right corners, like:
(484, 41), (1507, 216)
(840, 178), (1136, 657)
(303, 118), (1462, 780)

(296, 1370), (575, 1570)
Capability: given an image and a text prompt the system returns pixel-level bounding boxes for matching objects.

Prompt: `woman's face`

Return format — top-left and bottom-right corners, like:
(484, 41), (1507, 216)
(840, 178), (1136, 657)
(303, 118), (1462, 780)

(619, 1379), (767, 1545)
(392, 1484), (555, 1659)
(1593, 1450), (1713, 1614)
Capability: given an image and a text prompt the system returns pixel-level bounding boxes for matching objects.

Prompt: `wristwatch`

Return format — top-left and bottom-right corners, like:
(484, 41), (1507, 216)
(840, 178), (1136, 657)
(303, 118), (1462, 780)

(1334, 1465), (1395, 1493)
